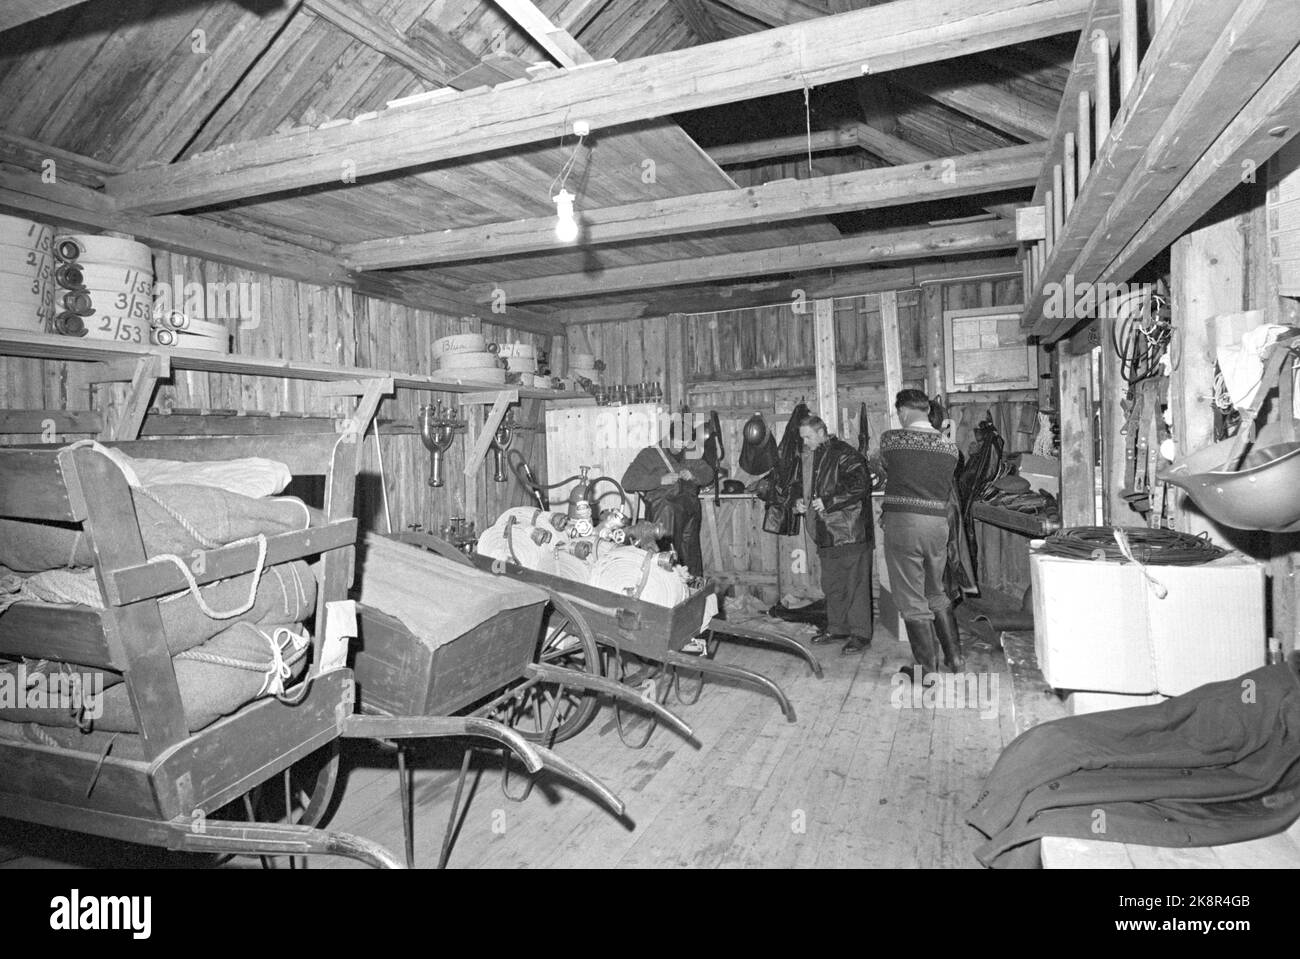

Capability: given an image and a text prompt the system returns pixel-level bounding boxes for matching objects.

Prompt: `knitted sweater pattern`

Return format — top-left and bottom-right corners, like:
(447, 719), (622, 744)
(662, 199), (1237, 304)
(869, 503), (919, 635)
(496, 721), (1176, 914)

(879, 428), (958, 516)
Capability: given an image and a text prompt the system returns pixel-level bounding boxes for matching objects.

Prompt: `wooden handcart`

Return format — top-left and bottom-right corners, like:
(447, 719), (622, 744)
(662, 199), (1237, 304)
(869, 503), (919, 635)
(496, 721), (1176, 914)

(351, 533), (692, 866)
(0, 435), (632, 869)
(393, 531), (820, 751)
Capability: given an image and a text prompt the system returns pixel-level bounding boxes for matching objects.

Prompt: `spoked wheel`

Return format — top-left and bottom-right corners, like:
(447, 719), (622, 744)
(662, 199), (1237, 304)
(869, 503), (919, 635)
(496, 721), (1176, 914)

(238, 740), (343, 868)
(612, 651), (667, 749)
(494, 591), (601, 746)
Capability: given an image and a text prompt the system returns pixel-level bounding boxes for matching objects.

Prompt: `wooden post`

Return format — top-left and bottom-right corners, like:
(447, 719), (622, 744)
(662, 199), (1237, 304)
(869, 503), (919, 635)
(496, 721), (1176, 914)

(923, 284), (946, 397)
(1099, 297), (1129, 526)
(1169, 215), (1245, 545)
(1119, 0), (1139, 100)
(1063, 133), (1077, 216)
(880, 288), (907, 641)
(880, 291), (903, 427)
(666, 312), (687, 412)
(813, 297), (838, 427)
(1076, 89), (1092, 186)
(1092, 30), (1111, 148)
(1052, 163), (1065, 237)
(1044, 189), (1055, 256)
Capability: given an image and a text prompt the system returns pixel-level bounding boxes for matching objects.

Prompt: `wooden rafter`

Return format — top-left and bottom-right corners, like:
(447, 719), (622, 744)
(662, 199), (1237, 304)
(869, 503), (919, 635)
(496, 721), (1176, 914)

(104, 0), (1090, 214)
(892, 62), (1057, 141)
(341, 143), (1043, 269)
(472, 220), (1017, 302)
(303, 0), (456, 85)
(712, 0), (1056, 142)
(706, 128), (859, 165)
(492, 0), (594, 66)
(670, 0), (725, 42)
(540, 254), (1020, 322)
(0, 0), (94, 33)
(0, 139), (561, 337)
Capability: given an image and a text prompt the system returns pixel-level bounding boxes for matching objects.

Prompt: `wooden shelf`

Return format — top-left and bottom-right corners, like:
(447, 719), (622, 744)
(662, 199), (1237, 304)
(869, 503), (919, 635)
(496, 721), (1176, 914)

(0, 330), (584, 401)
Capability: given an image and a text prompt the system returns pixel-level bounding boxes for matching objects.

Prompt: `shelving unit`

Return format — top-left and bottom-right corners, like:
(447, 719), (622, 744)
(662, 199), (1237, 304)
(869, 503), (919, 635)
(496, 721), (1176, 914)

(0, 330), (581, 401)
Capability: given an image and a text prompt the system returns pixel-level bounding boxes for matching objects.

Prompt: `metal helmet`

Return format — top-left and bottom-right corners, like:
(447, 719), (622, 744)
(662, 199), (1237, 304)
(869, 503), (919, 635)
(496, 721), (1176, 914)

(1158, 339), (1300, 533)
(742, 412), (768, 446)
(1158, 420), (1300, 533)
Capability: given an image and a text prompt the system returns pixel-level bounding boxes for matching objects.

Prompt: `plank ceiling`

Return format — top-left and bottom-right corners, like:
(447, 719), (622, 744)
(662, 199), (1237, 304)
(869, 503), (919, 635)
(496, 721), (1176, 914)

(0, 0), (1072, 316)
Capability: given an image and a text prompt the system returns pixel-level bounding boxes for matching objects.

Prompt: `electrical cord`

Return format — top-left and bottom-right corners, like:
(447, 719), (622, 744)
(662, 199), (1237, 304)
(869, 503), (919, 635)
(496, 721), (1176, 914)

(1036, 526), (1226, 566)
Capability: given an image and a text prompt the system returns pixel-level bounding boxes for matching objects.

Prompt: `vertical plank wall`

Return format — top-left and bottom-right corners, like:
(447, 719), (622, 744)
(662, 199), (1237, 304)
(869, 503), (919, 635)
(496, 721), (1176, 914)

(567, 275), (1044, 604)
(0, 252), (549, 538)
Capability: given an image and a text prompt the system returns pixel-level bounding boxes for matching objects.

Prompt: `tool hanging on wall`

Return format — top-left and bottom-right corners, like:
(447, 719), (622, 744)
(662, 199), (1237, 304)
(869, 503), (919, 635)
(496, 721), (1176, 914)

(1111, 282), (1174, 384)
(489, 409), (515, 483)
(419, 402), (464, 488)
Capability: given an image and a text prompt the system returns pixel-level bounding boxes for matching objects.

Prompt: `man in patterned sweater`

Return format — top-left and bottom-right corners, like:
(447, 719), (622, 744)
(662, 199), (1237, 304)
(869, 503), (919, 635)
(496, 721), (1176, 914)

(878, 389), (964, 677)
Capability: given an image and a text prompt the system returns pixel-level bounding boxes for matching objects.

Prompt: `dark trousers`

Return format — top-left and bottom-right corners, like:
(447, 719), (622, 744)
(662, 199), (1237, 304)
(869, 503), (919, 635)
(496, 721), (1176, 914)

(819, 542), (873, 639)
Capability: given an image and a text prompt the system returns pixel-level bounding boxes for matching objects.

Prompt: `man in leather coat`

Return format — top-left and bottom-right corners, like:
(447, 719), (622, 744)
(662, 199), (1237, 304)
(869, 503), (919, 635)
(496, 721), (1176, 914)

(796, 415), (874, 654)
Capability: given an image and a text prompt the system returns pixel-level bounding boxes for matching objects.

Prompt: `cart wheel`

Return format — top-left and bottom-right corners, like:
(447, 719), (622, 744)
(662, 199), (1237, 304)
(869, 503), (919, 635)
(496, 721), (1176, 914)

(498, 591), (601, 745)
(250, 740), (341, 830)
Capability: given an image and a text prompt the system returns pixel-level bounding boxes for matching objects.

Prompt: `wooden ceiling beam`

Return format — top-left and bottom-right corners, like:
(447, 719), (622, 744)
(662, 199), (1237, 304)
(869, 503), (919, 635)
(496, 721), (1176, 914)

(892, 62), (1057, 141)
(670, 0), (726, 42)
(0, 148), (561, 337)
(544, 254), (1020, 321)
(342, 143), (1042, 269)
(104, 0), (1090, 214)
(492, 0), (594, 67)
(706, 128), (858, 165)
(472, 220), (1017, 302)
(848, 121), (933, 164)
(711, 0), (829, 25)
(0, 0), (95, 33)
(403, 19), (484, 81)
(302, 0), (455, 85)
(716, 0), (1055, 142)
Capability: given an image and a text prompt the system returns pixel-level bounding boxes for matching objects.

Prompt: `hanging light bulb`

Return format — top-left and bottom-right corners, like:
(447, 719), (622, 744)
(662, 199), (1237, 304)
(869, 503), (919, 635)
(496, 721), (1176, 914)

(553, 188), (579, 243)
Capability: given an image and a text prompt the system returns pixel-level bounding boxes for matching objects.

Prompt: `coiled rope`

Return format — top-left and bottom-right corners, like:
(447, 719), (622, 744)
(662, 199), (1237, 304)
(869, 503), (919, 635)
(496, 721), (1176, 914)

(1035, 526), (1226, 566)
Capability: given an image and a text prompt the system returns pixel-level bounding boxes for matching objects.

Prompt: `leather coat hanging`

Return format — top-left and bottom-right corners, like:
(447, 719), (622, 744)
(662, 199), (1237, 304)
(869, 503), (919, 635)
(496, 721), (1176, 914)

(760, 402), (810, 536)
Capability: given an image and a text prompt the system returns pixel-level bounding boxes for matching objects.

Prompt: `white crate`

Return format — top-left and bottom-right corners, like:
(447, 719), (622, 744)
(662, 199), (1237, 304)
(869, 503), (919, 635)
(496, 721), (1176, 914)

(1031, 551), (1266, 696)
(1064, 691), (1168, 716)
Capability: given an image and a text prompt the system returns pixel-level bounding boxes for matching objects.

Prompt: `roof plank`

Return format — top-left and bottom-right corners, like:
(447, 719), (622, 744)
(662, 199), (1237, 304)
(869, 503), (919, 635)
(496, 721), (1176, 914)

(104, 0), (1089, 214)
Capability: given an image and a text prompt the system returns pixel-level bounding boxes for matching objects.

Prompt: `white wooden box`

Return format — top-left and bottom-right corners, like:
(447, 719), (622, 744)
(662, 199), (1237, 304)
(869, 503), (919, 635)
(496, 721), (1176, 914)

(1064, 691), (1168, 716)
(1030, 551), (1266, 696)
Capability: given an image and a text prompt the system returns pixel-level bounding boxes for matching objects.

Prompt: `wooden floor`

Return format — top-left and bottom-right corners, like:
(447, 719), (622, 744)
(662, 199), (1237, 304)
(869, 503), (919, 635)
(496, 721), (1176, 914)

(0, 620), (1016, 870)
(319, 621), (1015, 869)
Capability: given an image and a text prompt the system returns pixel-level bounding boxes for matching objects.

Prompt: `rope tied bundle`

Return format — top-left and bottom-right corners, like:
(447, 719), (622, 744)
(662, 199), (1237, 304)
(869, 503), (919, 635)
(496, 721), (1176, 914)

(1036, 526), (1226, 567)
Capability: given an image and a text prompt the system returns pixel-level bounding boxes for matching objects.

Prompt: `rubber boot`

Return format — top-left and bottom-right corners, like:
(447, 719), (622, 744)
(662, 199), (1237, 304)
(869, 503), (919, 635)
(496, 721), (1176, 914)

(900, 617), (940, 680)
(933, 606), (965, 672)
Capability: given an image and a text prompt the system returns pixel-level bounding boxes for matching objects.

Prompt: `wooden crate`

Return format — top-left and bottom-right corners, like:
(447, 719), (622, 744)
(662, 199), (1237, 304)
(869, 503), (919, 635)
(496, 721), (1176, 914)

(467, 553), (711, 660)
(352, 602), (545, 717)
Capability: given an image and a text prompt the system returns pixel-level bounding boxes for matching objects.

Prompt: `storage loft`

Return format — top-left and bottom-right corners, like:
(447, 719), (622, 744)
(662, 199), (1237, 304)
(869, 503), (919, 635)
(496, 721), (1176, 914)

(0, 0), (1298, 884)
